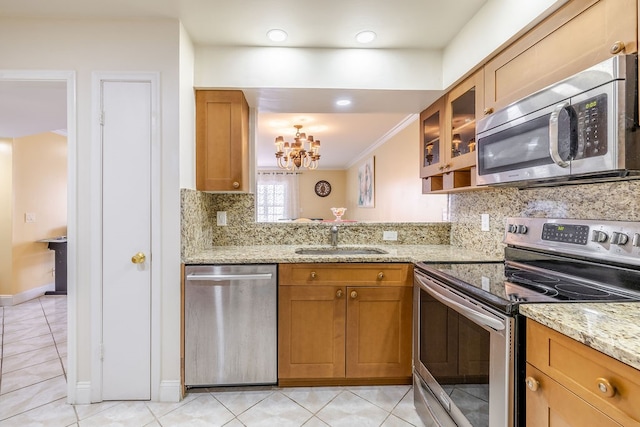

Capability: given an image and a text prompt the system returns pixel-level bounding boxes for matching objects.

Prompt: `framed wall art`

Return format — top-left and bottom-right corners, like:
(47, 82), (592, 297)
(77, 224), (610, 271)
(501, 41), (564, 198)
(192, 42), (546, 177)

(357, 157), (374, 208)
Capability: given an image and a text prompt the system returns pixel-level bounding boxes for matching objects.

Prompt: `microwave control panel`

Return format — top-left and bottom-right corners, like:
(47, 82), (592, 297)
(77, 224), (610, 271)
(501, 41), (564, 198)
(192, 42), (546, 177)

(575, 93), (608, 159)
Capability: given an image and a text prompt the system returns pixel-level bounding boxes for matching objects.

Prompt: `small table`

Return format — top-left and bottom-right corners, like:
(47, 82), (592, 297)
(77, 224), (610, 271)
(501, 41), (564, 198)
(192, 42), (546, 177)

(38, 237), (67, 295)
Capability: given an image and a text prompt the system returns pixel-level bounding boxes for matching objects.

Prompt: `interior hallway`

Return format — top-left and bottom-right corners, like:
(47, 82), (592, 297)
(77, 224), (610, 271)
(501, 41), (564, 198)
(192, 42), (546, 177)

(0, 296), (427, 426)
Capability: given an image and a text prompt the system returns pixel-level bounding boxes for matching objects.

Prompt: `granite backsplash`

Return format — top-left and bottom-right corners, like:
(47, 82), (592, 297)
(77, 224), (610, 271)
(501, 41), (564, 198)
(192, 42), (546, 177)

(181, 189), (451, 258)
(182, 179), (640, 259)
(449, 180), (640, 257)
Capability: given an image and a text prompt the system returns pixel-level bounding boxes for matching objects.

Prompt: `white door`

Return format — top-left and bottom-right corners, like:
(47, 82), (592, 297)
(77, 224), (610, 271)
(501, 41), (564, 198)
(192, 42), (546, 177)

(101, 80), (151, 400)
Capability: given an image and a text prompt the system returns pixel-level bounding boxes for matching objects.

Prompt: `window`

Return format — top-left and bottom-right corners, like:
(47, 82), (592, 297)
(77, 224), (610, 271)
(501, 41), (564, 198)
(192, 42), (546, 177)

(256, 172), (299, 222)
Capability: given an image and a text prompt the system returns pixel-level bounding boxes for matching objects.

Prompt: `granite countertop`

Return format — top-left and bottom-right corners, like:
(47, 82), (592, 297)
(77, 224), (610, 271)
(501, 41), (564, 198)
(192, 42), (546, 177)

(520, 303), (640, 371)
(183, 244), (503, 264)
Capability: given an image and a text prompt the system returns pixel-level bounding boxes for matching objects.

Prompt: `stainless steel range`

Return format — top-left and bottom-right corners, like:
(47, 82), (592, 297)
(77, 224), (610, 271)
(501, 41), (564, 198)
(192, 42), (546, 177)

(413, 217), (640, 427)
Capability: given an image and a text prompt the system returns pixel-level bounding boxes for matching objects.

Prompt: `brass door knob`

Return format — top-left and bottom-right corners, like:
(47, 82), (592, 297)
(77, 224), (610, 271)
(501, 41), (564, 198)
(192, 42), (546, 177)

(610, 41), (626, 55)
(595, 378), (616, 398)
(377, 272), (384, 280)
(336, 289), (343, 298)
(232, 181), (240, 189)
(131, 252), (146, 264)
(525, 376), (539, 392)
(350, 290), (358, 299)
(483, 107), (494, 115)
(310, 271), (317, 279)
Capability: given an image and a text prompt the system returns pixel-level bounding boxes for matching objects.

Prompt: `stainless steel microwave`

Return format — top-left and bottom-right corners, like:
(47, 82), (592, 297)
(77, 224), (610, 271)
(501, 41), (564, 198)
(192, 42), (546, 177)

(476, 54), (640, 187)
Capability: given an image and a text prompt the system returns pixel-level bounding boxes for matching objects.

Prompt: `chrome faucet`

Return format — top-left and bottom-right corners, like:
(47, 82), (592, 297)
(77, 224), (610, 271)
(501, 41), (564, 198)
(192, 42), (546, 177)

(330, 225), (339, 246)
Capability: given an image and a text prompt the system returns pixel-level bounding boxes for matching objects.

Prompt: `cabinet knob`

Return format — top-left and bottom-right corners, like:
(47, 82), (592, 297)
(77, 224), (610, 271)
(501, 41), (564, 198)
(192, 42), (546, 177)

(232, 181), (240, 189)
(525, 376), (539, 392)
(595, 378), (616, 398)
(310, 271), (317, 279)
(377, 272), (384, 280)
(610, 41), (626, 55)
(336, 289), (343, 298)
(350, 290), (358, 299)
(483, 107), (494, 115)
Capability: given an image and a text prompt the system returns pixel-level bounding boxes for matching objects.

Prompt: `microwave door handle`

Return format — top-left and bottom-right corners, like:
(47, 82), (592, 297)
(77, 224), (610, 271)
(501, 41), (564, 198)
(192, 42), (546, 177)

(417, 275), (505, 331)
(549, 102), (571, 168)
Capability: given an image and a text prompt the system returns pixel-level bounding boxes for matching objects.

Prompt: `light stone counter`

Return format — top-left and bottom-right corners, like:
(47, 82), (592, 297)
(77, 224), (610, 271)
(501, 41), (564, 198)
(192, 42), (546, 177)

(520, 303), (640, 371)
(182, 244), (502, 265)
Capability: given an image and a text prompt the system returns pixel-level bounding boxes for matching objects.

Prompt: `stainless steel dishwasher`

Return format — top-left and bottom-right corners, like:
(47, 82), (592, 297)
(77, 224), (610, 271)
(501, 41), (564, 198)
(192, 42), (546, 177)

(184, 264), (277, 387)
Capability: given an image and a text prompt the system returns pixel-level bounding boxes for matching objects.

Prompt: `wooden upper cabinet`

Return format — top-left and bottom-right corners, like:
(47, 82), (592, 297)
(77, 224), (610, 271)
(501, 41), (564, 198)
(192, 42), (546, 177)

(195, 90), (250, 192)
(420, 69), (483, 193)
(484, 0), (637, 113)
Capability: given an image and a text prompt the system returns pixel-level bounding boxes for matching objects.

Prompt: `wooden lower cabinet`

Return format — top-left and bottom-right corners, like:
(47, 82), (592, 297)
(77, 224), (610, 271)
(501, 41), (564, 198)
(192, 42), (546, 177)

(526, 320), (640, 426)
(278, 263), (413, 386)
(526, 364), (623, 427)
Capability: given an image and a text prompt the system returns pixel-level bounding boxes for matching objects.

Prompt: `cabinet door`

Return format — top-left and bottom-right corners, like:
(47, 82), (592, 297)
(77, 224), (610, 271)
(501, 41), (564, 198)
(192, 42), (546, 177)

(195, 90), (249, 191)
(278, 285), (346, 379)
(345, 286), (412, 379)
(484, 0), (637, 113)
(525, 364), (623, 427)
(446, 69), (483, 172)
(420, 96), (446, 178)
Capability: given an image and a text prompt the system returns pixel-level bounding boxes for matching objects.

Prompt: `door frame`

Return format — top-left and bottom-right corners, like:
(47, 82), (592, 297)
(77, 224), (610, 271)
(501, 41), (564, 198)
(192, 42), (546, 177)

(0, 69), (77, 401)
(90, 72), (162, 402)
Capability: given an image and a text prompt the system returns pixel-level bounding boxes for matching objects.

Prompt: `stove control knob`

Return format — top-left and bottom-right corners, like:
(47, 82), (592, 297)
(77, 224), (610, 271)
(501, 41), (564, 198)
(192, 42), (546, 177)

(516, 225), (528, 234)
(592, 230), (608, 243)
(632, 233), (640, 247)
(611, 232), (629, 246)
(507, 224), (518, 233)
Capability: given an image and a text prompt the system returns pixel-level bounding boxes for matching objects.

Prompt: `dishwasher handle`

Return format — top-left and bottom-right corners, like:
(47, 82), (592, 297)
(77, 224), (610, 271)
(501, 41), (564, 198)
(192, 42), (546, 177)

(186, 273), (273, 282)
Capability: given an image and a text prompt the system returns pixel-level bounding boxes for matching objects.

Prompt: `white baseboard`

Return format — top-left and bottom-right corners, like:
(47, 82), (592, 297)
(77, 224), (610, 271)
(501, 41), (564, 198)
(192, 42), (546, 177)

(69, 381), (92, 405)
(0, 282), (55, 306)
(158, 380), (182, 402)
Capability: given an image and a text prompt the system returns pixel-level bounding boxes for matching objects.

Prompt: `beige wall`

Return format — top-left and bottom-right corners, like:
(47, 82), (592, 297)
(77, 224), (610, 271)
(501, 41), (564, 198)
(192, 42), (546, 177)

(298, 170), (347, 220)
(0, 139), (12, 295)
(11, 132), (67, 295)
(345, 119), (448, 222)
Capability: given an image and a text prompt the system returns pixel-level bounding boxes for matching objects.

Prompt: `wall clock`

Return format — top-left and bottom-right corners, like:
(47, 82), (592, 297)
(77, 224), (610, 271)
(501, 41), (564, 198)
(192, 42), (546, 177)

(314, 180), (332, 197)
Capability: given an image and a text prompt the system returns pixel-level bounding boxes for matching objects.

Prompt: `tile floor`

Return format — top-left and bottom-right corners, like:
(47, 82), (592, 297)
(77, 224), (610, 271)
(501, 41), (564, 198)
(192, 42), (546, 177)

(0, 295), (428, 426)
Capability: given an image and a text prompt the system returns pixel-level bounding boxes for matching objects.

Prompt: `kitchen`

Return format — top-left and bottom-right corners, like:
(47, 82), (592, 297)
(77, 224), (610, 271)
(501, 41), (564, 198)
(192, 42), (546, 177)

(1, 0), (640, 425)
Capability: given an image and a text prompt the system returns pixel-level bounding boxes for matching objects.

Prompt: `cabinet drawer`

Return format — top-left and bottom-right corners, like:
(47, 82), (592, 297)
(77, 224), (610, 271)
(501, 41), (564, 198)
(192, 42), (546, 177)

(527, 320), (640, 425)
(525, 364), (623, 427)
(279, 263), (412, 287)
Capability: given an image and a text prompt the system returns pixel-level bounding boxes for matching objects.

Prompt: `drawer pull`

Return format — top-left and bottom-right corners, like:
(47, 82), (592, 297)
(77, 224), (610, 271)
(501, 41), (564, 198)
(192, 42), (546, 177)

(525, 376), (539, 392)
(596, 378), (616, 398)
(377, 272), (384, 280)
(350, 290), (358, 299)
(336, 289), (343, 298)
(310, 272), (317, 279)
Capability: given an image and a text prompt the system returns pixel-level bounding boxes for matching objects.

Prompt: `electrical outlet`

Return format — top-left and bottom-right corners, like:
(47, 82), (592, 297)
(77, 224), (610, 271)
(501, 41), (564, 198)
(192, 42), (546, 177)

(25, 212), (36, 223)
(217, 211), (227, 226)
(481, 276), (490, 291)
(481, 214), (490, 231)
(383, 231), (398, 241)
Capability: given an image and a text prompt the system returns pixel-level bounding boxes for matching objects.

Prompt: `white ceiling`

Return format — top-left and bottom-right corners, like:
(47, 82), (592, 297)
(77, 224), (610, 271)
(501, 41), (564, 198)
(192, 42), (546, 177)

(0, 0), (489, 168)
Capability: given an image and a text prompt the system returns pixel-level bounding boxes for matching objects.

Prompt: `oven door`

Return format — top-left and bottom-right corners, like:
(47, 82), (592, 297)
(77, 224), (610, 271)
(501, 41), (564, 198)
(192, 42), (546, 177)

(413, 270), (514, 427)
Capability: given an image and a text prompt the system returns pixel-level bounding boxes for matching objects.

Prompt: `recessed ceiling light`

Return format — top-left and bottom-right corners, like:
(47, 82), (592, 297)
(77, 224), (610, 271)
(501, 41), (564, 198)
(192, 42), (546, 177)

(355, 31), (376, 44)
(267, 29), (288, 42)
(336, 99), (351, 106)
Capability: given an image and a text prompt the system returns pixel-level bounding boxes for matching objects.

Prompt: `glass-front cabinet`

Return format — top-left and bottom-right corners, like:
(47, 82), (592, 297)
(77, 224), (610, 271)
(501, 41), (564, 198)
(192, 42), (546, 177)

(420, 70), (484, 193)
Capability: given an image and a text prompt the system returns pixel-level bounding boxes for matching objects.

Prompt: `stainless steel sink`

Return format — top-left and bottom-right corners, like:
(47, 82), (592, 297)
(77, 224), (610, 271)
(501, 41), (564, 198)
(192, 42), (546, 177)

(295, 247), (388, 255)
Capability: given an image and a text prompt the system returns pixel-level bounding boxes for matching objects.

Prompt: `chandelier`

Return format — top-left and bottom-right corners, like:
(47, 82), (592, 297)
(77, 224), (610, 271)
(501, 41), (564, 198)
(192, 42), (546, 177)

(274, 125), (321, 170)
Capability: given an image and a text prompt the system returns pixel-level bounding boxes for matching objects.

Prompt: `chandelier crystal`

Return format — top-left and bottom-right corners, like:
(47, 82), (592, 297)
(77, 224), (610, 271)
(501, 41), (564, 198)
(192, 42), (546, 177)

(274, 124), (321, 170)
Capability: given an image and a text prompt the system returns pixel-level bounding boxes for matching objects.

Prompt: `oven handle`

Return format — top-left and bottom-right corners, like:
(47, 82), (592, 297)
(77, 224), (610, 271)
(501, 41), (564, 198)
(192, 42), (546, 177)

(416, 273), (506, 331)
